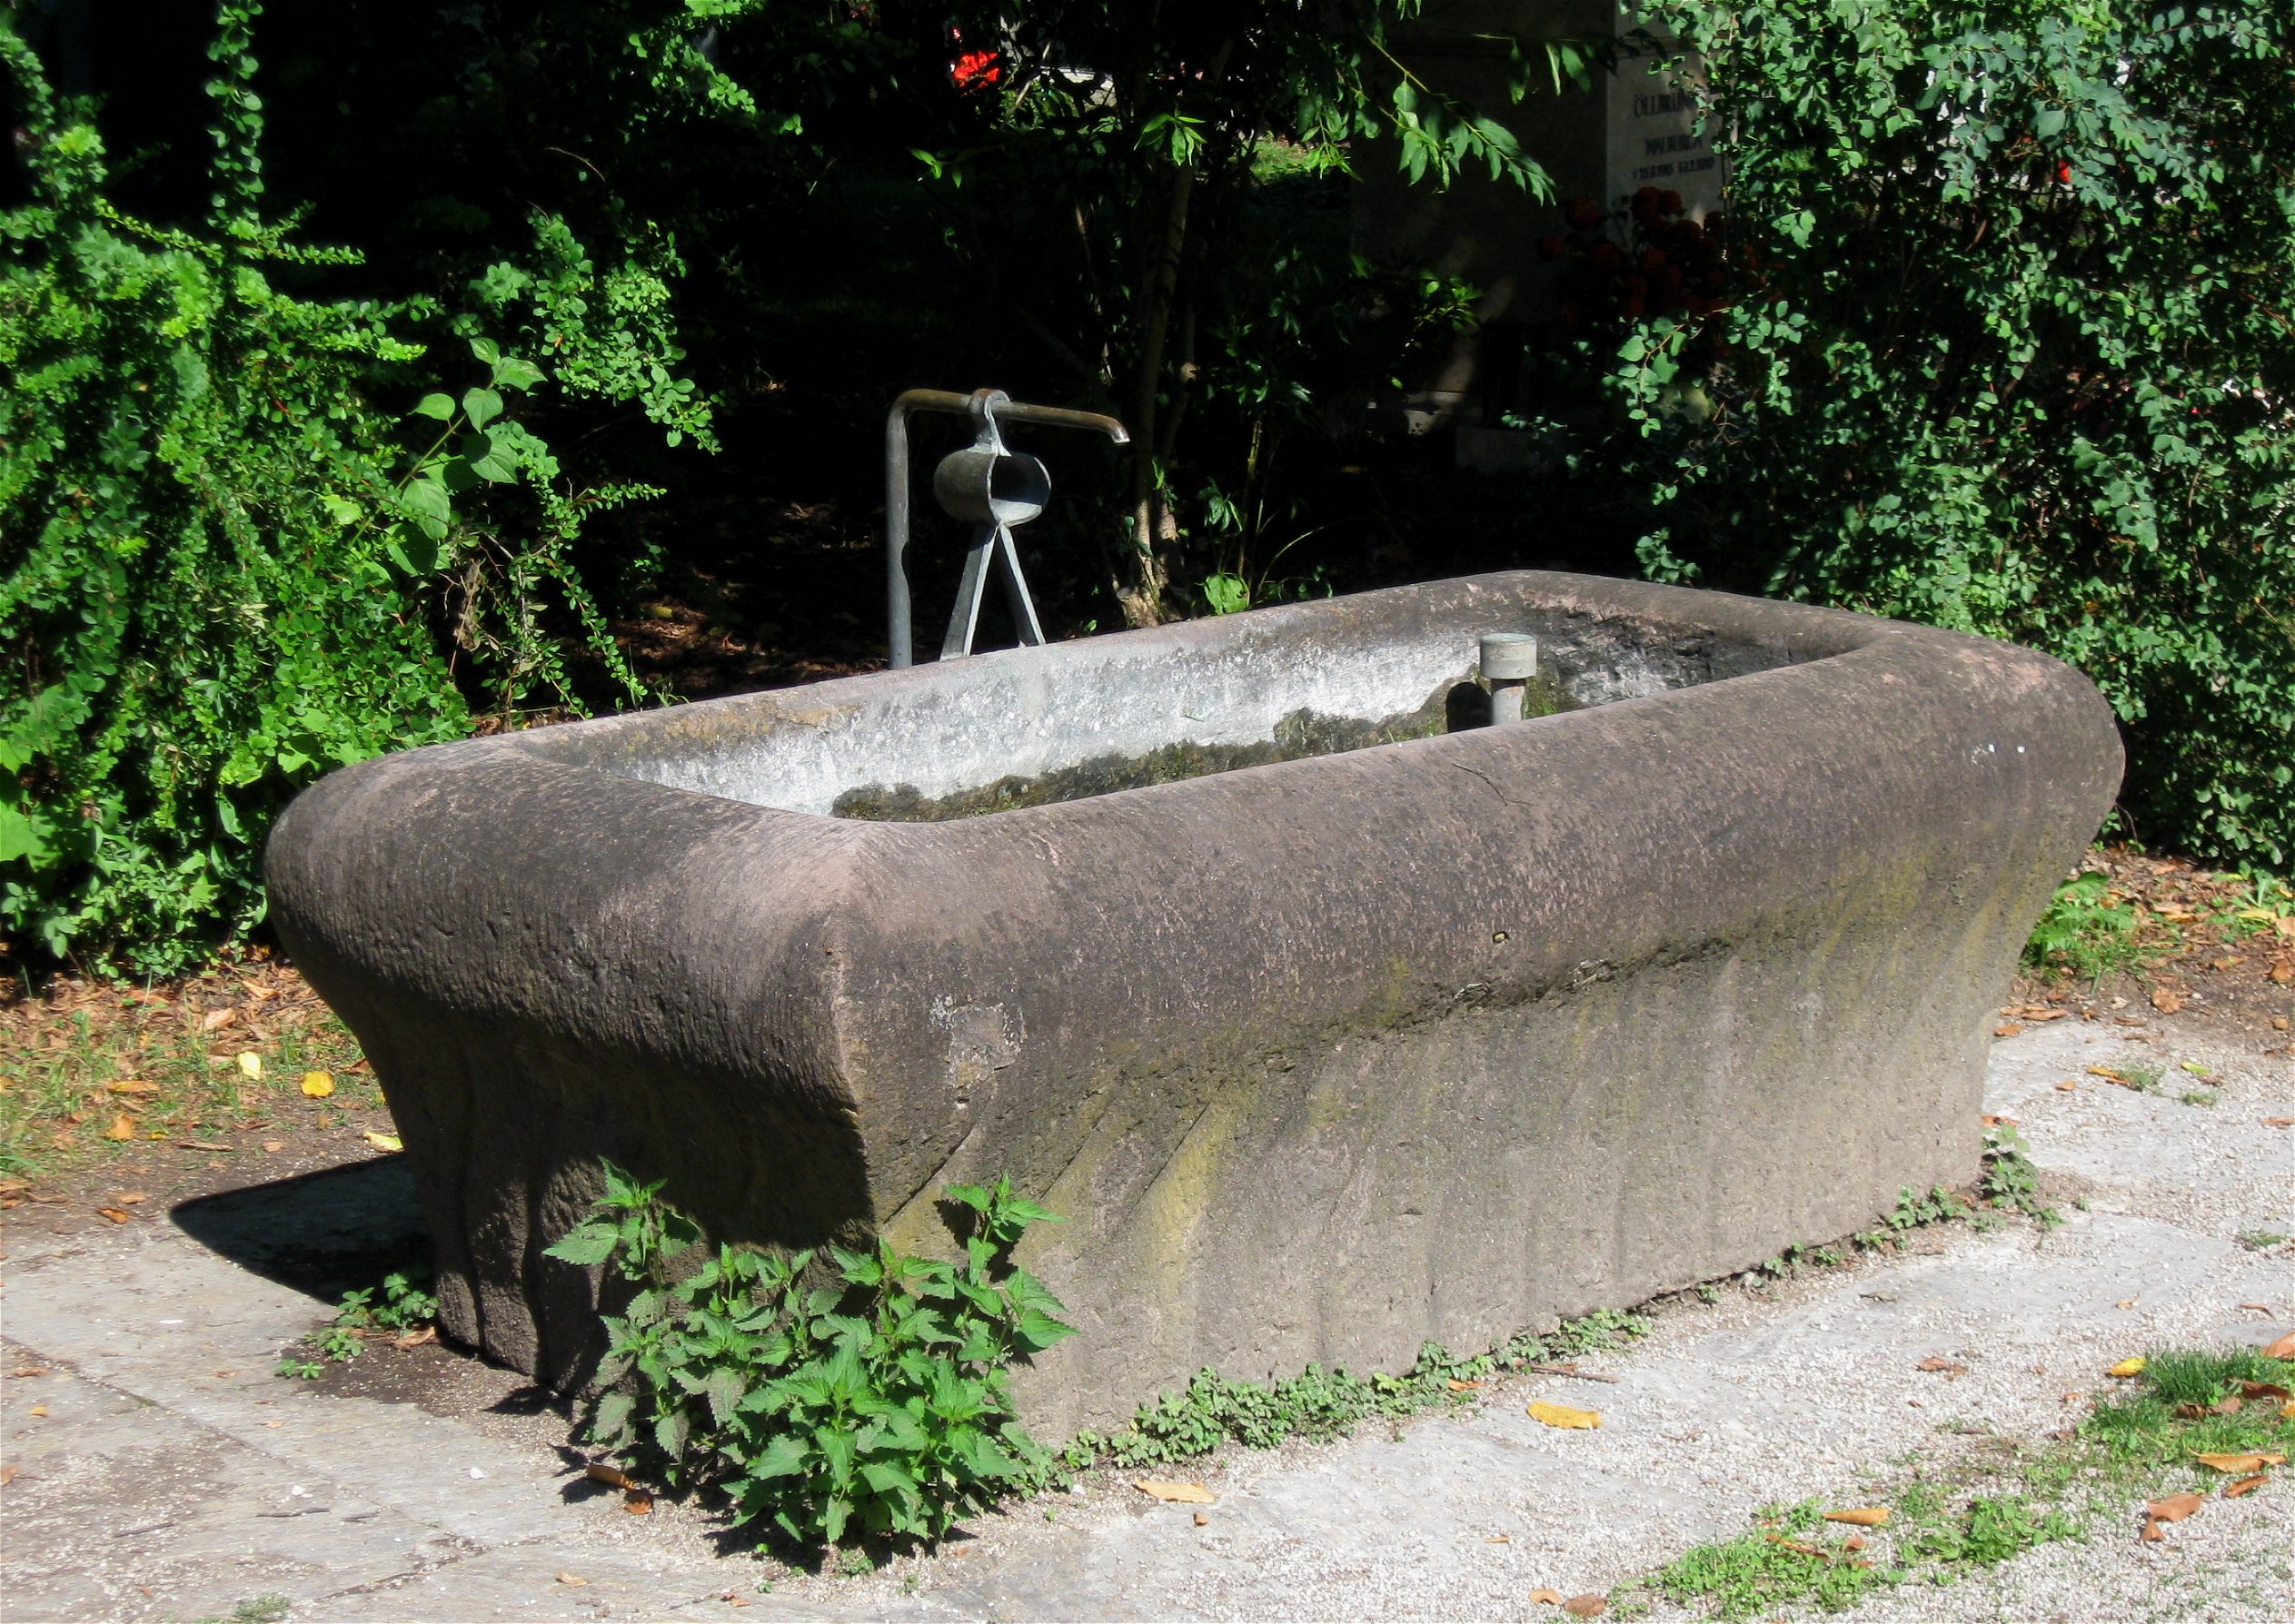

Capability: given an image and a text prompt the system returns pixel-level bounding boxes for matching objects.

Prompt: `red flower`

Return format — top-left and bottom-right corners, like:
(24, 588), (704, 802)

(1562, 196), (1604, 231)
(952, 48), (1003, 91)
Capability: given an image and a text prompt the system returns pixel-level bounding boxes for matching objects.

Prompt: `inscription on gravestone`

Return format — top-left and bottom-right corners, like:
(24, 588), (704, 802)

(1607, 33), (1724, 214)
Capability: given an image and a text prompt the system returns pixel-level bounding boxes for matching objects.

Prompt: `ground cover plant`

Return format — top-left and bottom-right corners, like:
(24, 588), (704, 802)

(1633, 1340), (2295, 1619)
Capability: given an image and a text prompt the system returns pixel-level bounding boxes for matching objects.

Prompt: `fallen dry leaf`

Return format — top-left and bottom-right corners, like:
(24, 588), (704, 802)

(1194, 1511), (1209, 1527)
(95, 1206), (131, 1223)
(1981, 1114), (2017, 1127)
(1562, 1597), (1606, 1619)
(2269, 956), (2293, 986)
(2265, 1117), (2295, 1129)
(2239, 1381), (2292, 1401)
(113, 1192), (147, 1204)
(2055, 1079), (2078, 1091)
(1823, 1507), (1891, 1527)
(2116, 1297), (2140, 1311)
(1134, 1480), (1216, 1504)
(2148, 1492), (2204, 1523)
(1446, 1378), (1484, 1391)
(1764, 1534), (1827, 1557)
(392, 1325), (437, 1350)
(105, 1078), (156, 1095)
(557, 1572), (589, 1587)
(1843, 1534), (1868, 1552)
(234, 1051), (261, 1080)
(2196, 1452), (2285, 1472)
(363, 1132), (403, 1153)
(1918, 1356), (1969, 1377)
(2263, 1332), (2295, 1360)
(200, 1007), (238, 1033)
(1994, 1024), (2023, 1037)
(624, 1490), (653, 1515)
(300, 1071), (335, 1099)
(1529, 1591), (1565, 1608)
(0, 1463), (16, 1486)
(262, 1140), (284, 1153)
(1527, 1401), (1602, 1430)
(2139, 1518), (2164, 1542)
(2149, 987), (2184, 1015)
(10, 1366), (50, 1378)
(102, 1114), (135, 1142)
(585, 1462), (639, 1490)
(2225, 1474), (2269, 1498)
(178, 1141), (233, 1152)
(2108, 1356), (2147, 1377)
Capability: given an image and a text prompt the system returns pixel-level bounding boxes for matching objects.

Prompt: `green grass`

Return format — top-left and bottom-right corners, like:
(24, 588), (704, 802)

(1633, 1345), (2293, 1619)
(0, 970), (373, 1180)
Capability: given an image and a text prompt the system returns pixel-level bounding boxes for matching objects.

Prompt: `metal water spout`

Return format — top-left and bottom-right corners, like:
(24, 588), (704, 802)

(884, 388), (1128, 667)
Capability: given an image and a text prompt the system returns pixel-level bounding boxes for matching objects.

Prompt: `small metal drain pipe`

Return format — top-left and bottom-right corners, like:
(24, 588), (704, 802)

(1481, 633), (1539, 723)
(886, 389), (1128, 668)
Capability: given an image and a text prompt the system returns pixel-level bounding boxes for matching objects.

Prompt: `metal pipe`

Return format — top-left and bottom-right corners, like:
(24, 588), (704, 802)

(886, 389), (1128, 668)
(1480, 632), (1539, 723)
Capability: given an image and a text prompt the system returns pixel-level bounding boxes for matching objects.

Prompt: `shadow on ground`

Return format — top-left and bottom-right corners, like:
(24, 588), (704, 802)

(170, 1155), (428, 1302)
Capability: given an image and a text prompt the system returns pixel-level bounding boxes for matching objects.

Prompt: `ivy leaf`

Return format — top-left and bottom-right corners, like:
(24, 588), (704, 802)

(492, 356), (545, 391)
(462, 388), (503, 431)
(410, 392), (456, 421)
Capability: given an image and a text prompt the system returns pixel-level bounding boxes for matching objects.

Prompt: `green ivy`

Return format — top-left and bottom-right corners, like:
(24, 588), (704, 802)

(546, 1165), (1074, 1551)
(1616, 0), (2294, 868)
(1, 4), (658, 973)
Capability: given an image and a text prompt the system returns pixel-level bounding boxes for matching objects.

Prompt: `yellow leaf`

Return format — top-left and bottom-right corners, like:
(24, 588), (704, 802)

(363, 1132), (403, 1153)
(1527, 1401), (1602, 1430)
(1823, 1507), (1891, 1527)
(2108, 1356), (2146, 1378)
(235, 1051), (262, 1080)
(101, 1113), (136, 1142)
(1133, 1480), (1216, 1504)
(300, 1071), (335, 1098)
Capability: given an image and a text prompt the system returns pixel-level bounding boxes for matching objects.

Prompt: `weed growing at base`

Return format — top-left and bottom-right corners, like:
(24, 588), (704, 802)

(1063, 1309), (1651, 1469)
(1634, 1344), (2294, 1619)
(273, 1264), (438, 1376)
(548, 1164), (1072, 1551)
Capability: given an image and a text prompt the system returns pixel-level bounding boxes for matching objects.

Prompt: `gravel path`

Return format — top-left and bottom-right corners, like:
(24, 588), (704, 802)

(3, 1012), (2288, 1622)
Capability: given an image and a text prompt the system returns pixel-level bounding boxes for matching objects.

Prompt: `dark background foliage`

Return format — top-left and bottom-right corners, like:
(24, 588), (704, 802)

(5, 0), (2289, 975)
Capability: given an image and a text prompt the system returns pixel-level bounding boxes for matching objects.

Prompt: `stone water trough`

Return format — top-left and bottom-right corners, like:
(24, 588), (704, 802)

(266, 571), (2120, 1434)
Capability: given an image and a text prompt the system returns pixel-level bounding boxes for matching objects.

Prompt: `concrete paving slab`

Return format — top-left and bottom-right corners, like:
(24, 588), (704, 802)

(2, 1013), (2288, 1622)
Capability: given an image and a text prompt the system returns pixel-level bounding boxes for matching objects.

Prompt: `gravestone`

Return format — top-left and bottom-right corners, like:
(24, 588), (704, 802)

(1351, 1), (1724, 436)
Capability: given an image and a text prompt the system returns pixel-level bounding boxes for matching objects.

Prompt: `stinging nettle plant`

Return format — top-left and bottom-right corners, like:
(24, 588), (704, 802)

(545, 1164), (1075, 1550)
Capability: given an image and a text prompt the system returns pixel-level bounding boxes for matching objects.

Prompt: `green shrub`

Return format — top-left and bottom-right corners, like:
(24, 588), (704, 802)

(1, 5), (652, 973)
(1620, 0), (2294, 868)
(546, 1165), (1074, 1550)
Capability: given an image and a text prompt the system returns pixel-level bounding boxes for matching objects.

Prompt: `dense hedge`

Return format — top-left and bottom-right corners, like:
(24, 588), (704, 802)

(1616, 0), (2293, 866)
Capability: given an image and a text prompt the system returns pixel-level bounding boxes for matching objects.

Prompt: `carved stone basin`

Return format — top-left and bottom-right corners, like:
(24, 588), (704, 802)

(265, 571), (2120, 1434)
